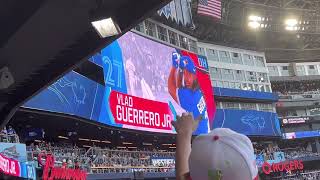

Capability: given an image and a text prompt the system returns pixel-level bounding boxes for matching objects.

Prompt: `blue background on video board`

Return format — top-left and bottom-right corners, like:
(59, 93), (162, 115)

(295, 130), (320, 138)
(213, 109), (281, 136)
(23, 71), (105, 121)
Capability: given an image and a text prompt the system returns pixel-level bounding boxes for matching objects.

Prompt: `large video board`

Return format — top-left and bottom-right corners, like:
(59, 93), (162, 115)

(24, 32), (215, 135)
(23, 31), (281, 136)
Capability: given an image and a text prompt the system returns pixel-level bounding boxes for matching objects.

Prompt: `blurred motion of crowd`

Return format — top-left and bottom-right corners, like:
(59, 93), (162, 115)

(26, 141), (175, 174)
(272, 80), (320, 95)
(253, 142), (319, 162)
(276, 170), (320, 180)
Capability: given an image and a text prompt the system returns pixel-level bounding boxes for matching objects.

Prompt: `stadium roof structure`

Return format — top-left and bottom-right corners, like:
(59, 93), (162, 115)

(0, 0), (171, 128)
(153, 0), (320, 63)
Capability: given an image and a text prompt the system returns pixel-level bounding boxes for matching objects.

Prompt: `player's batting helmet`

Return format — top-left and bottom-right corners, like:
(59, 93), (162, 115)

(179, 56), (196, 74)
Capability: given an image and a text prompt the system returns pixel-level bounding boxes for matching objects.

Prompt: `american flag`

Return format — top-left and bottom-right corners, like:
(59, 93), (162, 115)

(197, 0), (222, 19)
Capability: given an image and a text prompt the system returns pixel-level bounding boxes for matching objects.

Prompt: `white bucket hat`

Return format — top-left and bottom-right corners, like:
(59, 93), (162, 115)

(189, 128), (259, 180)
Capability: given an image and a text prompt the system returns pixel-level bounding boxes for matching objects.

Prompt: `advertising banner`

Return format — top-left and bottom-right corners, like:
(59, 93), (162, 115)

(20, 162), (36, 180)
(0, 143), (27, 162)
(0, 143), (36, 179)
(262, 160), (304, 175)
(283, 130), (320, 139)
(151, 158), (175, 167)
(0, 153), (20, 177)
(281, 117), (310, 125)
(283, 132), (296, 139)
(24, 32), (215, 135)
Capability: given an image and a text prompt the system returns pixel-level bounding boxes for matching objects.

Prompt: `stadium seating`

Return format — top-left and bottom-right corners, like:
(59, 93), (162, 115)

(27, 142), (175, 174)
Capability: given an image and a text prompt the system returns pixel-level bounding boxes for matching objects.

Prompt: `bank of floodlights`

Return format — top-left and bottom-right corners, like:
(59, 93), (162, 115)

(248, 15), (262, 29)
(285, 18), (298, 31)
(248, 15), (270, 30)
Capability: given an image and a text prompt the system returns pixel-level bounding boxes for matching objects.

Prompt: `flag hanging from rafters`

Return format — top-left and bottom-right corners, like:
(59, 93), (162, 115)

(197, 0), (222, 20)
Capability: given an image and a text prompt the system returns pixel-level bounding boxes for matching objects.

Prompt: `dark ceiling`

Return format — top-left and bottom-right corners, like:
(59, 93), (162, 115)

(154, 0), (320, 63)
(0, 0), (171, 128)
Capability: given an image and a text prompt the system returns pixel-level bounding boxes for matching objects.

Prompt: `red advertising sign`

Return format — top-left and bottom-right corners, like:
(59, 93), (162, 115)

(109, 91), (174, 130)
(0, 153), (20, 177)
(262, 160), (304, 174)
(38, 153), (87, 180)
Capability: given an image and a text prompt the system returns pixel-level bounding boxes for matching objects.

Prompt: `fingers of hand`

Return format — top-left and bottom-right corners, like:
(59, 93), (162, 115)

(181, 112), (189, 117)
(192, 119), (200, 131)
(171, 115), (181, 131)
(171, 121), (177, 130)
(195, 115), (202, 122)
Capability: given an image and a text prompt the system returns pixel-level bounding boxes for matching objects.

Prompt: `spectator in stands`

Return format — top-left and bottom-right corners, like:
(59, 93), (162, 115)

(0, 126), (7, 142)
(35, 145), (41, 152)
(272, 80), (320, 95)
(7, 125), (17, 143)
(62, 159), (67, 169)
(172, 113), (259, 180)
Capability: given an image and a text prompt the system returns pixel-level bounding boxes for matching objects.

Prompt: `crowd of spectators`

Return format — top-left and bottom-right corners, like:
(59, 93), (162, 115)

(277, 170), (320, 180)
(284, 148), (320, 160)
(26, 141), (176, 174)
(0, 126), (19, 143)
(27, 141), (88, 170)
(24, 140), (320, 175)
(253, 143), (320, 162)
(272, 80), (320, 95)
(253, 143), (281, 161)
(89, 147), (175, 173)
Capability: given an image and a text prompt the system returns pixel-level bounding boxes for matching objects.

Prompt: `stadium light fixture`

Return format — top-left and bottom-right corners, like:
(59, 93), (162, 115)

(169, 146), (176, 149)
(143, 143), (153, 146)
(117, 146), (127, 149)
(285, 18), (298, 31)
(83, 145), (91, 148)
(248, 15), (266, 29)
(91, 139), (101, 143)
(248, 15), (261, 22)
(79, 138), (90, 141)
(128, 147), (138, 149)
(285, 19), (298, 26)
(91, 17), (121, 38)
(58, 135), (69, 140)
(101, 140), (111, 144)
(248, 22), (260, 29)
(123, 142), (133, 145)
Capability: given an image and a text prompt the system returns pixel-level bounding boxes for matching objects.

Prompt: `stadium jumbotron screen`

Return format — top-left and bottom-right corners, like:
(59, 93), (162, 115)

(24, 32), (216, 135)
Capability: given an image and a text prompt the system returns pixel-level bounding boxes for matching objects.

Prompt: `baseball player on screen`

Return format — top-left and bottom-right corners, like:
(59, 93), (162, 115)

(168, 52), (210, 134)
